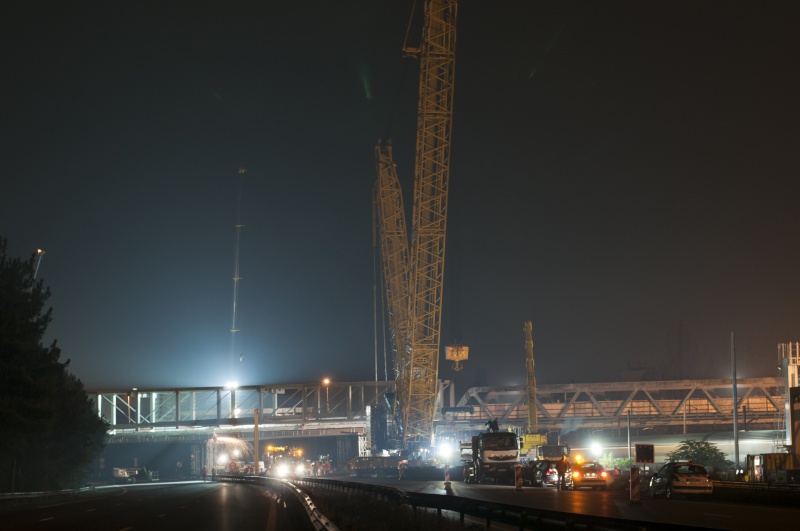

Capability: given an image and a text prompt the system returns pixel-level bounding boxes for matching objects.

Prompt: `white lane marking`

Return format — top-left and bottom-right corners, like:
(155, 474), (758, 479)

(86, 508), (96, 512)
(39, 517), (55, 522)
(118, 528), (133, 531)
(158, 513), (167, 518)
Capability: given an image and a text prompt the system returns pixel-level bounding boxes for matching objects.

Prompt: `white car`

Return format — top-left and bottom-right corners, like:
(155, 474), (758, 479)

(650, 461), (713, 499)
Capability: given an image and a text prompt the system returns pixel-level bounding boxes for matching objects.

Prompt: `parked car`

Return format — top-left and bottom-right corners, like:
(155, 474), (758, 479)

(529, 460), (556, 487)
(650, 461), (713, 499)
(521, 459), (571, 488)
(570, 461), (609, 490)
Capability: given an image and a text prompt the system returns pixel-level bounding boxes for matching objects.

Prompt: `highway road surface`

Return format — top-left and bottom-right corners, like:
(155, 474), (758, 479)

(4, 476), (800, 530)
(352, 477), (800, 530)
(1, 481), (314, 531)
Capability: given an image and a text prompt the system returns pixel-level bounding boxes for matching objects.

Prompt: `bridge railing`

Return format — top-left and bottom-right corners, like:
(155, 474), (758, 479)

(93, 381), (394, 430)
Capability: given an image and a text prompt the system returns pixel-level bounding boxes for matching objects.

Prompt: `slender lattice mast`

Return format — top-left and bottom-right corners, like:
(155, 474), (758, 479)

(229, 167), (247, 380)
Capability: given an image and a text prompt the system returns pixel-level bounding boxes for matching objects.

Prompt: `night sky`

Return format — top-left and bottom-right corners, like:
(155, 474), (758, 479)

(2, 2), (799, 392)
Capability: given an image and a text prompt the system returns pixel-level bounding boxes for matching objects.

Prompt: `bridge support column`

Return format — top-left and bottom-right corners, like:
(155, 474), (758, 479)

(216, 388), (222, 425)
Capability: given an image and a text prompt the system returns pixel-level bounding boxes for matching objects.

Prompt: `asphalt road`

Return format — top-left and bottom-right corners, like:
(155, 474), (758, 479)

(348, 476), (800, 530)
(1, 481), (315, 531)
(5, 476), (799, 530)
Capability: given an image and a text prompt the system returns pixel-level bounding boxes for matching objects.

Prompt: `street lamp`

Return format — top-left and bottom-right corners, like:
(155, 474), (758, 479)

(322, 378), (331, 415)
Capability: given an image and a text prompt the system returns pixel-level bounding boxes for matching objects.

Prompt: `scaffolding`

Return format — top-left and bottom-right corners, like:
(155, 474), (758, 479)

(778, 342), (799, 449)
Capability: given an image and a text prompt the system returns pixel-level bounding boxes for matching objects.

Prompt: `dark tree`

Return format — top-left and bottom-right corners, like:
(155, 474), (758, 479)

(0, 237), (107, 492)
(666, 440), (734, 478)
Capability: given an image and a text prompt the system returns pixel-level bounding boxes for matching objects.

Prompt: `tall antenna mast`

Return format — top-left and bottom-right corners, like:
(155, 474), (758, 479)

(33, 249), (46, 279)
(229, 167), (247, 379)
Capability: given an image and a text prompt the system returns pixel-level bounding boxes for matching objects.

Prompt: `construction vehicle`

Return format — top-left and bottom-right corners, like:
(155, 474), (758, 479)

(112, 466), (159, 484)
(462, 431), (520, 484)
(520, 437), (570, 461)
(517, 322), (572, 461)
(538, 443), (570, 460)
(373, 0), (458, 450)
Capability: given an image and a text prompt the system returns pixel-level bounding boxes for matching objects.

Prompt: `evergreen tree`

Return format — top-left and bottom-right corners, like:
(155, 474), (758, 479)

(0, 237), (107, 492)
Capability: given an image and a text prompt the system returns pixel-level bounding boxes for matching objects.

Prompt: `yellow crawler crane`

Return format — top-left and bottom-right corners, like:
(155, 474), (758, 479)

(374, 0), (458, 446)
(520, 321), (547, 457)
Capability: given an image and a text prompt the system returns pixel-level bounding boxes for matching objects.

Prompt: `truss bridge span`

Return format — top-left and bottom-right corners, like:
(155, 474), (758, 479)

(93, 376), (783, 444)
(445, 377), (783, 435)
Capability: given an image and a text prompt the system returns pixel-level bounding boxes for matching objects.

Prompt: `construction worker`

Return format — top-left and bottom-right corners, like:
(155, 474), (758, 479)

(555, 455), (570, 490)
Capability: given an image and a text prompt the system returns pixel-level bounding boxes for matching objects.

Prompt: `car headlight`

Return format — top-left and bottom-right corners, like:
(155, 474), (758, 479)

(296, 464), (306, 475)
(277, 464), (289, 477)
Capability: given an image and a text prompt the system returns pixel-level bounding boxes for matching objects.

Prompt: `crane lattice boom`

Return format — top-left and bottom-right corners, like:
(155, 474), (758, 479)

(374, 0), (458, 446)
(374, 142), (411, 417)
(524, 321), (537, 433)
(406, 0), (457, 444)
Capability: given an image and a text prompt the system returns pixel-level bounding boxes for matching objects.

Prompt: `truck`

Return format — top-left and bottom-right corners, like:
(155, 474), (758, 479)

(519, 433), (570, 462)
(538, 443), (570, 461)
(519, 433), (547, 460)
(462, 431), (520, 484)
(112, 466), (159, 484)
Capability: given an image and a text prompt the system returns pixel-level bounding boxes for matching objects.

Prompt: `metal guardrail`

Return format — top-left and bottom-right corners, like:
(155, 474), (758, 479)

(289, 477), (704, 531)
(216, 475), (339, 531)
(0, 486), (94, 507)
(714, 480), (800, 491)
(710, 480), (800, 507)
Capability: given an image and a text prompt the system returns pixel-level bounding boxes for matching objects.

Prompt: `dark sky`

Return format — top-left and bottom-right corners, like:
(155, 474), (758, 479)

(2, 2), (799, 392)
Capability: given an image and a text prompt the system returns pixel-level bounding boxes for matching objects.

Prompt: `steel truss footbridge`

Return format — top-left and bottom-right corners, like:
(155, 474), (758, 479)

(95, 376), (785, 446)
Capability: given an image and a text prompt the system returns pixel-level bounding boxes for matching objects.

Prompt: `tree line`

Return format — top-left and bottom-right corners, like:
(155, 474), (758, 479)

(0, 237), (107, 492)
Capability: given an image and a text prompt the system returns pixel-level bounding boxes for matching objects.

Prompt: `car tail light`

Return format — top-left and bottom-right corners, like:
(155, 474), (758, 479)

(572, 471), (581, 479)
